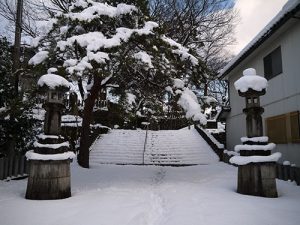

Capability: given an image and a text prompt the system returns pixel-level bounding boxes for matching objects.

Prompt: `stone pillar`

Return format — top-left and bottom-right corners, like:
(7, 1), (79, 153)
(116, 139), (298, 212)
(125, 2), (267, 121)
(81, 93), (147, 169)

(25, 74), (74, 200)
(230, 68), (279, 198)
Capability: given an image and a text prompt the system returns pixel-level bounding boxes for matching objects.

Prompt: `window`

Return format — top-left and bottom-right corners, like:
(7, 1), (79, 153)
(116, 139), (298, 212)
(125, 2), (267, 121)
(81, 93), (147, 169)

(266, 114), (287, 143)
(266, 111), (300, 144)
(290, 111), (300, 142)
(263, 46), (283, 80)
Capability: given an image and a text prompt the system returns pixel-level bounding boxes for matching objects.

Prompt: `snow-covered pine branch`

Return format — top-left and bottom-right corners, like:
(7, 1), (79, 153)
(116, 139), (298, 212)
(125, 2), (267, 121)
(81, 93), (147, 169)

(28, 0), (204, 168)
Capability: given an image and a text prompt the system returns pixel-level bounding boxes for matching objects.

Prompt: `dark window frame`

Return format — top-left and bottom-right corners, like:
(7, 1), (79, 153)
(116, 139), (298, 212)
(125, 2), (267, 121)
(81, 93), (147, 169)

(263, 46), (283, 80)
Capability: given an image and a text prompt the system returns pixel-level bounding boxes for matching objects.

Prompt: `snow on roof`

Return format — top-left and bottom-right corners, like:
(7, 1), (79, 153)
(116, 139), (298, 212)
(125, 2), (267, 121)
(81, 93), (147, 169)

(219, 0), (300, 79)
(234, 68), (268, 93)
(37, 74), (70, 90)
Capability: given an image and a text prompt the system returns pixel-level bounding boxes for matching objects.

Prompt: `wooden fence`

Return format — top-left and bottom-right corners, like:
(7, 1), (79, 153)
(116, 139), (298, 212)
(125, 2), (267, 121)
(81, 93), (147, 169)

(0, 155), (28, 180)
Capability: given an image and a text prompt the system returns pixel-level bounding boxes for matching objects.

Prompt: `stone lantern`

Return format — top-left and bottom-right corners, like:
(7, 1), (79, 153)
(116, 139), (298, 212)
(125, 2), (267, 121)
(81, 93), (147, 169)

(25, 73), (75, 200)
(230, 68), (281, 198)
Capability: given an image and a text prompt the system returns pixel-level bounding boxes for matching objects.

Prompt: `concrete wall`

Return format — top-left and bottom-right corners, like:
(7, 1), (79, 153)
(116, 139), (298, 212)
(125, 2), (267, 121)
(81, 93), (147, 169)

(226, 18), (300, 165)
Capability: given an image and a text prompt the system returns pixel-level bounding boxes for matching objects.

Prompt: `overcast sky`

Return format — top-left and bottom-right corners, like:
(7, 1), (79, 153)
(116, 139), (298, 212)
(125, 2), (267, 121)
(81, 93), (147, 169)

(231, 0), (288, 55)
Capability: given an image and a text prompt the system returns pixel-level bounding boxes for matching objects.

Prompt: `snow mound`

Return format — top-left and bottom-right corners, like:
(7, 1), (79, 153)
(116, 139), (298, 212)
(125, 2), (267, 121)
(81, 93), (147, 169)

(234, 68), (268, 93)
(38, 74), (70, 89)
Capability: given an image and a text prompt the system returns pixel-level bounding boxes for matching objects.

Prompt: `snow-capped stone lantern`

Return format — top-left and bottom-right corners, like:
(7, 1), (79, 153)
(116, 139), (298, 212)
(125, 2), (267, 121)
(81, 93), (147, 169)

(236, 69), (266, 138)
(230, 68), (281, 198)
(25, 74), (75, 200)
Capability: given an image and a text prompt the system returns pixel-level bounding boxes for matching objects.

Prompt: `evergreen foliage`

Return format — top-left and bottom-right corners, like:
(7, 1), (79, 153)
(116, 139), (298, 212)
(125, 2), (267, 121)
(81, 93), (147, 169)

(0, 37), (37, 156)
(29, 0), (204, 167)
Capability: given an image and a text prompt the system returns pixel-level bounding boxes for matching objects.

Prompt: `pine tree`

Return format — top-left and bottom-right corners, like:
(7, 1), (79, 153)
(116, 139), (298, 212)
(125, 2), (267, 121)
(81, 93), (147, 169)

(29, 0), (203, 168)
(0, 37), (37, 156)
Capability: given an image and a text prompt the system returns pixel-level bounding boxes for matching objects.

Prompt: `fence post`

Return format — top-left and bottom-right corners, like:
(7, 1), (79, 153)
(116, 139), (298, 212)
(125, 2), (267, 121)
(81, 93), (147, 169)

(19, 156), (25, 176)
(294, 167), (300, 186)
(290, 165), (296, 182)
(8, 156), (14, 179)
(0, 158), (4, 180)
(13, 156), (19, 178)
(276, 164), (283, 180)
(4, 157), (8, 179)
(283, 165), (290, 181)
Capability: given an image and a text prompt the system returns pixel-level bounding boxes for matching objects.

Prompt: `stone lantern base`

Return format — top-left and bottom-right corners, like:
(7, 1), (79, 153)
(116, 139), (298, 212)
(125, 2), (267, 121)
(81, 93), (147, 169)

(231, 138), (279, 198)
(25, 134), (73, 200)
(237, 162), (278, 198)
(26, 159), (71, 200)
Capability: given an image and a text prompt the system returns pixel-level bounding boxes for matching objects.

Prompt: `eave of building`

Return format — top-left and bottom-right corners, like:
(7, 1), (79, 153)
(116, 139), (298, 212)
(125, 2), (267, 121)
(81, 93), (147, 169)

(218, 2), (300, 80)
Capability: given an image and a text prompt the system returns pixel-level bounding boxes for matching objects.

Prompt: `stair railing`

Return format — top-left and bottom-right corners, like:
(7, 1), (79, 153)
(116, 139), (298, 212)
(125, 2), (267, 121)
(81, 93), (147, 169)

(142, 122), (150, 165)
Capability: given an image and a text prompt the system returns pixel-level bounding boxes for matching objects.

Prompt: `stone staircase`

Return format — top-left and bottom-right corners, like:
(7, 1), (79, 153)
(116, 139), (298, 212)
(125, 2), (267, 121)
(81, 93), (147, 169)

(90, 128), (218, 166)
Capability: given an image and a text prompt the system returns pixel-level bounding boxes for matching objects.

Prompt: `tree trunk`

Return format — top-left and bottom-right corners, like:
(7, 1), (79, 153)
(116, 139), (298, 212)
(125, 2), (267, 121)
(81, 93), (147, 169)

(77, 77), (85, 100)
(204, 81), (208, 96)
(77, 75), (101, 168)
(13, 0), (23, 95)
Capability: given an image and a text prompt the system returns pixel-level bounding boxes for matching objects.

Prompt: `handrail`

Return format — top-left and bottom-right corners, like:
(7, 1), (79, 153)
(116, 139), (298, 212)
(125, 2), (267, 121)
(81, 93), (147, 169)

(142, 122), (150, 164)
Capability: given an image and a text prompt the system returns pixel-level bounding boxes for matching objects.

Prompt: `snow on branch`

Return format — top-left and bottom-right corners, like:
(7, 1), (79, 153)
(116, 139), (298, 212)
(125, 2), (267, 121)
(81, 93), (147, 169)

(28, 51), (49, 65)
(67, 2), (137, 21)
(177, 86), (206, 125)
(133, 51), (154, 69)
(162, 36), (198, 66)
(57, 21), (159, 52)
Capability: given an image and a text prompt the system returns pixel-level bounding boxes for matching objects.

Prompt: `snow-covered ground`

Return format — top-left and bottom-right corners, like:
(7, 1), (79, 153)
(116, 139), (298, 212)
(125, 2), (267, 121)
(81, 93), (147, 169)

(90, 128), (218, 165)
(1, 162), (300, 225)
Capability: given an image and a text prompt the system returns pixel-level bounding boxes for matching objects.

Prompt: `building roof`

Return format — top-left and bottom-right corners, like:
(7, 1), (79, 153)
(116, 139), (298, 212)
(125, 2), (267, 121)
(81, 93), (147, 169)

(219, 0), (300, 80)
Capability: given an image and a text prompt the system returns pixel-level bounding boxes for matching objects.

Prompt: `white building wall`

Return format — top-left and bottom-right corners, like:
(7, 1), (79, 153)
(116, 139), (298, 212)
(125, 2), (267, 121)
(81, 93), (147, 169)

(226, 19), (300, 165)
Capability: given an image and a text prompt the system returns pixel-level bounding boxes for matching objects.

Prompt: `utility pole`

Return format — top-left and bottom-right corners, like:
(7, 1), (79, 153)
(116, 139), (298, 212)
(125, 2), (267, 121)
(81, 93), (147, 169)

(13, 0), (23, 95)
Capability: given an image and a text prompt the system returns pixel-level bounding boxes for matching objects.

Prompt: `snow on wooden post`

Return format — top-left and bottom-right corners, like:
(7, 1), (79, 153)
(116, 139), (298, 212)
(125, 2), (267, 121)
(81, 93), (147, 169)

(230, 68), (280, 198)
(25, 74), (75, 200)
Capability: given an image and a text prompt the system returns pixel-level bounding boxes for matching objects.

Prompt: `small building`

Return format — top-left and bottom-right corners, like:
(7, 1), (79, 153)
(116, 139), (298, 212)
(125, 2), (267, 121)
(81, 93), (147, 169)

(219, 1), (300, 165)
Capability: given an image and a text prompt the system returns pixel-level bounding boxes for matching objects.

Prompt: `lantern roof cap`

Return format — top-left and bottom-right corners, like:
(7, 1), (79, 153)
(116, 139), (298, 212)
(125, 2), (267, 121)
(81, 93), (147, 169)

(234, 68), (268, 94)
(37, 74), (70, 91)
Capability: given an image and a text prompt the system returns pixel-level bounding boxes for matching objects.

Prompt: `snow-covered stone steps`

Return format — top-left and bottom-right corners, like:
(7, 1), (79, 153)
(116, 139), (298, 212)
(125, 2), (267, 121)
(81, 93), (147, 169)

(90, 128), (219, 166)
